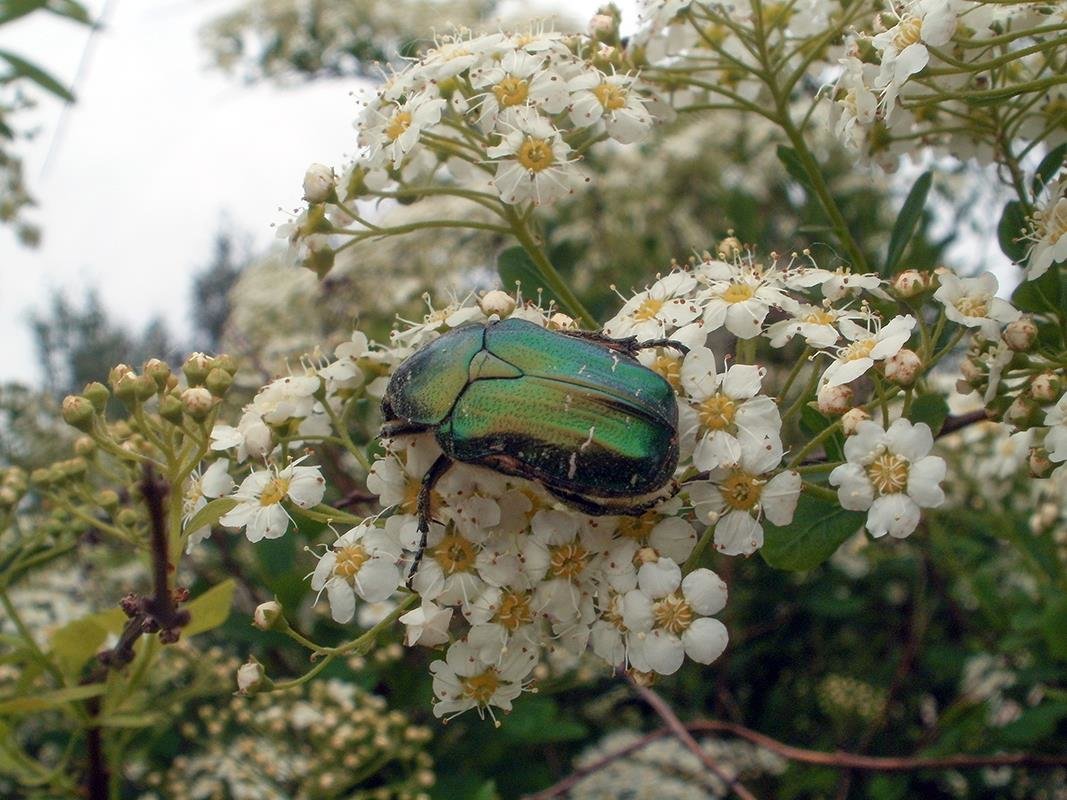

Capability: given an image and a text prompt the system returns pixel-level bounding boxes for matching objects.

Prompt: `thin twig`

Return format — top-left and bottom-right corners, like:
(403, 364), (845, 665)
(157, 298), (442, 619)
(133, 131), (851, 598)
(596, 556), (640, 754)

(629, 677), (760, 800)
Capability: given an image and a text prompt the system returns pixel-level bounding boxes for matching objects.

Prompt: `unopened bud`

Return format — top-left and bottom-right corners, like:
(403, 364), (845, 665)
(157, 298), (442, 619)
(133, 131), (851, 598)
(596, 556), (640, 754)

(252, 601), (285, 631)
(117, 508), (139, 526)
(1003, 316), (1037, 351)
(960, 357), (983, 385)
(30, 468), (51, 487)
(1006, 394), (1038, 426)
(303, 163), (337, 204)
(205, 368), (233, 398)
(83, 382), (110, 413)
(133, 374), (157, 401)
(143, 358), (171, 388)
(884, 348), (922, 387)
(548, 312), (576, 330)
(96, 489), (120, 509)
(0, 486), (19, 510)
(1031, 372), (1061, 403)
(111, 369), (139, 402)
(74, 436), (96, 456)
(212, 354), (239, 376)
(479, 290), (516, 318)
(718, 236), (743, 259)
(589, 13), (615, 34)
(1029, 447), (1053, 478)
(182, 352), (212, 386)
(236, 658), (272, 695)
(159, 393), (183, 424)
(108, 364), (134, 389)
(301, 235), (335, 279)
(181, 387), (215, 420)
(841, 407), (871, 435)
(61, 395), (95, 431)
(891, 270), (929, 298)
(817, 384), (854, 416)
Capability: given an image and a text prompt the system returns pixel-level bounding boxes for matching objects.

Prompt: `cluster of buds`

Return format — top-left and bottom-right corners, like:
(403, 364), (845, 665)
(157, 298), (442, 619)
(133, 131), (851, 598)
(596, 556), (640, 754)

(0, 467), (28, 514)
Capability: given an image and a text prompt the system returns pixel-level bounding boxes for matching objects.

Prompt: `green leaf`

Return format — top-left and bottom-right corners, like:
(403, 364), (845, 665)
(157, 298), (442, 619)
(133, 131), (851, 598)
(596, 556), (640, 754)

(502, 696), (588, 743)
(761, 493), (866, 571)
(997, 201), (1028, 263)
(883, 171), (932, 276)
(0, 49), (74, 102)
(907, 394), (949, 435)
(800, 405), (844, 462)
(49, 608), (126, 677)
(996, 701), (1067, 746)
(183, 497), (237, 536)
(1033, 143), (1067, 194)
(183, 580), (236, 637)
(775, 145), (813, 193)
(471, 781), (500, 800)
(1042, 596), (1067, 661)
(497, 246), (562, 307)
(1011, 263), (1062, 314)
(0, 683), (106, 714)
(0, 0), (48, 26)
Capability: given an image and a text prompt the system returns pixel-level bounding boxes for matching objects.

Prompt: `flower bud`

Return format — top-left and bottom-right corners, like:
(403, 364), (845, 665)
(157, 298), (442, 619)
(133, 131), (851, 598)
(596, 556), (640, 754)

(236, 658), (272, 695)
(74, 436), (96, 457)
(841, 407), (871, 435)
(96, 489), (120, 509)
(718, 236), (743, 259)
(884, 348), (922, 387)
(1006, 394), (1038, 427)
(205, 368), (233, 398)
(301, 235), (335, 279)
(61, 395), (95, 431)
(30, 468), (52, 487)
(1029, 447), (1053, 478)
(108, 364), (135, 390)
(83, 382), (110, 413)
(589, 13), (615, 35)
(817, 384), (853, 416)
(891, 270), (929, 298)
(0, 486), (19, 510)
(959, 357), (983, 385)
(252, 601), (285, 631)
(211, 353), (239, 376)
(111, 369), (140, 403)
(1031, 372), (1061, 403)
(182, 352), (213, 386)
(117, 508), (139, 526)
(479, 290), (516, 318)
(303, 163), (337, 204)
(143, 358), (171, 388)
(181, 387), (215, 420)
(1003, 316), (1037, 351)
(159, 393), (183, 424)
(548, 312), (577, 331)
(133, 374), (157, 401)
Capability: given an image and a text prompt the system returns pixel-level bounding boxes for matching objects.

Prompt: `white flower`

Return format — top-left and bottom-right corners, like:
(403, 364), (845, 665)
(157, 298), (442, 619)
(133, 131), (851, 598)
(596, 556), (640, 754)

(181, 460), (235, 552)
(311, 524), (404, 622)
(680, 348), (783, 470)
(766, 303), (864, 349)
(613, 513), (698, 564)
(468, 50), (569, 131)
(251, 373), (321, 425)
(465, 586), (541, 663)
(410, 523), (489, 606)
(567, 71), (654, 144)
(486, 109), (582, 206)
(602, 271), (701, 340)
(1026, 184), (1067, 280)
(829, 418), (946, 538)
(1044, 393), (1067, 463)
(832, 56), (879, 149)
(400, 600), (454, 647)
(873, 0), (959, 114)
(359, 88), (447, 169)
(688, 456), (801, 556)
(366, 437), (443, 547)
(622, 563), (729, 675)
(210, 409), (272, 462)
(790, 267), (888, 302)
(820, 314), (916, 387)
(933, 272), (1020, 339)
(697, 259), (796, 339)
(219, 458), (326, 543)
(319, 330), (371, 390)
(430, 639), (538, 721)
(522, 510), (610, 622)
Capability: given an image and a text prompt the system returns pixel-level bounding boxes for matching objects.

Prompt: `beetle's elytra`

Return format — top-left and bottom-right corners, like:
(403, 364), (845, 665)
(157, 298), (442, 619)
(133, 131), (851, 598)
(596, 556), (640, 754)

(380, 318), (685, 573)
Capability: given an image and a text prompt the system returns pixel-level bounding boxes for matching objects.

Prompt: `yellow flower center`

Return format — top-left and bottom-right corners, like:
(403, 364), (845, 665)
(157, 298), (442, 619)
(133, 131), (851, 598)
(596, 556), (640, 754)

(460, 668), (501, 705)
(867, 452), (910, 495)
(433, 532), (478, 575)
(593, 82), (627, 111)
(721, 470), (762, 511)
(720, 282), (754, 304)
(698, 393), (737, 431)
(652, 352), (683, 391)
(953, 296), (989, 318)
(495, 590), (535, 631)
(633, 296), (665, 322)
(761, 1), (793, 28)
(385, 110), (412, 142)
(616, 513), (658, 544)
(893, 15), (923, 50)
(801, 310), (837, 325)
(840, 338), (876, 362)
(517, 137), (554, 172)
(334, 544), (370, 578)
(549, 542), (589, 580)
(493, 75), (529, 108)
(652, 592), (695, 635)
(259, 477), (290, 507)
(401, 477), (422, 516)
(700, 23), (730, 47)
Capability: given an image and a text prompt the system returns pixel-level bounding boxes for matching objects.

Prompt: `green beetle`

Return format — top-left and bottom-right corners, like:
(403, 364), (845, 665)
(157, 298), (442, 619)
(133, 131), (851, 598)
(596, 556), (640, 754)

(380, 318), (686, 573)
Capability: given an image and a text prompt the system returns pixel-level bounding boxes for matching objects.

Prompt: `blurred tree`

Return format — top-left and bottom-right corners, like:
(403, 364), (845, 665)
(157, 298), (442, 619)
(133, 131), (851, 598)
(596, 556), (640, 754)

(190, 229), (249, 353)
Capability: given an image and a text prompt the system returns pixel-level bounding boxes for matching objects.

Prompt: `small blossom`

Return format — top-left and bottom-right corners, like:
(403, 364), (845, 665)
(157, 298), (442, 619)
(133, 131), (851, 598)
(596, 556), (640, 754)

(820, 314), (916, 388)
(220, 458), (326, 543)
(182, 460), (235, 552)
(934, 272), (1020, 339)
(602, 271), (701, 341)
(430, 640), (538, 722)
(487, 108), (581, 206)
(311, 524), (404, 622)
(1044, 393), (1067, 464)
(400, 600), (454, 647)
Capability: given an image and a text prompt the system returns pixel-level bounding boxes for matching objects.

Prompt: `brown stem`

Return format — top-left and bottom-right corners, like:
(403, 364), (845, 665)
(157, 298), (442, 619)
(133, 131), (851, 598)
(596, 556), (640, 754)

(937, 409), (988, 436)
(84, 697), (108, 800)
(629, 676), (760, 800)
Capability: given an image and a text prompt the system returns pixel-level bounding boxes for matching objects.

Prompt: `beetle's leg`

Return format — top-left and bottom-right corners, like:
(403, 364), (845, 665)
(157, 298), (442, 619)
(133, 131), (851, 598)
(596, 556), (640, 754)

(407, 454), (452, 582)
(379, 420), (433, 440)
(560, 329), (641, 355)
(634, 338), (690, 356)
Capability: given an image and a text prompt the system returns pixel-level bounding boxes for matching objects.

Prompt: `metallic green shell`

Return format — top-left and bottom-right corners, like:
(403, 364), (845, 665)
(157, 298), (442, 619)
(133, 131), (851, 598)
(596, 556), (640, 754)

(383, 317), (679, 498)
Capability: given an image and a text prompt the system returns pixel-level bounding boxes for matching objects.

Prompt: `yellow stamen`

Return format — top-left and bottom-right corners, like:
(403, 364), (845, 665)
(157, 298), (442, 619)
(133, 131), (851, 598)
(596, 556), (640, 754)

(721, 470), (762, 511)
(517, 137), (554, 172)
(720, 282), (754, 303)
(549, 542), (589, 579)
(493, 75), (529, 108)
(653, 592), (695, 635)
(495, 590), (534, 631)
(840, 338), (876, 362)
(460, 669), (501, 704)
(801, 310), (837, 325)
(259, 477), (290, 507)
(892, 15), (923, 50)
(433, 532), (477, 575)
(633, 296), (665, 322)
(334, 544), (370, 577)
(652, 352), (683, 391)
(385, 111), (412, 142)
(867, 452), (909, 495)
(698, 393), (737, 431)
(593, 82), (627, 111)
